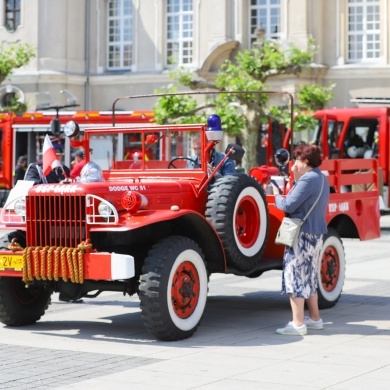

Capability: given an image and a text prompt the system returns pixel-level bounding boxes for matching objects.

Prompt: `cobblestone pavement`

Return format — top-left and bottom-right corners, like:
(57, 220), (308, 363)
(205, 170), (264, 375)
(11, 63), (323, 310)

(0, 221), (390, 389)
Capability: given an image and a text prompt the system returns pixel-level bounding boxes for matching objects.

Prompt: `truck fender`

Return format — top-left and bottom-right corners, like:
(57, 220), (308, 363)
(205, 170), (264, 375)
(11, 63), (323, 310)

(170, 213), (227, 273)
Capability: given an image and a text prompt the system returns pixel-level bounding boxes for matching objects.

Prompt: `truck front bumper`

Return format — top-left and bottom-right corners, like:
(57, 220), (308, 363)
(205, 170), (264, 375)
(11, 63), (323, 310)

(0, 249), (135, 282)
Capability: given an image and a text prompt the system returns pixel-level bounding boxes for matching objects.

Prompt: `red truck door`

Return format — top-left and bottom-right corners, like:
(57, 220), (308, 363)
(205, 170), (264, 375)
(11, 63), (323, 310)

(312, 114), (340, 159)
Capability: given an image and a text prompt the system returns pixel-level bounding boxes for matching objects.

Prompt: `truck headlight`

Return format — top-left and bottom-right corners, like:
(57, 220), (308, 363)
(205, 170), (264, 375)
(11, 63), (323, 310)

(98, 202), (113, 217)
(14, 199), (26, 216)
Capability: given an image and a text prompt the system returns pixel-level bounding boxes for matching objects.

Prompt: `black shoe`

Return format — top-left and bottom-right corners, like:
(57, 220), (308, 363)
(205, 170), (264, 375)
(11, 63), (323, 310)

(59, 293), (83, 303)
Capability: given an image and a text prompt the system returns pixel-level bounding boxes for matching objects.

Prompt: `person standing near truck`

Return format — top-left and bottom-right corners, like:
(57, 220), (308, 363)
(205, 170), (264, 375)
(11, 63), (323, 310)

(13, 155), (27, 185)
(271, 144), (329, 336)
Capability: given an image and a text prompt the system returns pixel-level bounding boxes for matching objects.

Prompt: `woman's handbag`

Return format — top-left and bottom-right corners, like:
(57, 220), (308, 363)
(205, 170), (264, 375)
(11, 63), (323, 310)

(275, 176), (325, 247)
(274, 217), (304, 247)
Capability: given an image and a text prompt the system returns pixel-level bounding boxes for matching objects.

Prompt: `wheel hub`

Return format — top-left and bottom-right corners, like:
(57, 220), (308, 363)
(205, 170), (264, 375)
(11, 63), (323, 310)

(234, 196), (260, 248)
(171, 261), (200, 319)
(321, 247), (340, 292)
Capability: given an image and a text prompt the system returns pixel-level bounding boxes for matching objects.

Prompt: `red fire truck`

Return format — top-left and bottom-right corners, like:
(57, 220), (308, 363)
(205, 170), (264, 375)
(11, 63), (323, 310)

(311, 107), (389, 211)
(0, 109), (155, 206)
(0, 92), (381, 341)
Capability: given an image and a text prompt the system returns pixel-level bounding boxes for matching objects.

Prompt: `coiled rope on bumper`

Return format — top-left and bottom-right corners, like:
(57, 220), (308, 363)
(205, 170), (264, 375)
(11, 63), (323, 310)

(21, 241), (92, 284)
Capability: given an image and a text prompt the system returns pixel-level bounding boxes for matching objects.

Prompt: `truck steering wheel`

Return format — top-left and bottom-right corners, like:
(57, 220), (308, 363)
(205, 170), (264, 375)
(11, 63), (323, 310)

(168, 157), (198, 169)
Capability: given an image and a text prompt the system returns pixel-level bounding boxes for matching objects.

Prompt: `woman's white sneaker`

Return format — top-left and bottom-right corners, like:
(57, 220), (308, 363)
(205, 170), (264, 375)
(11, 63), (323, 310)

(276, 321), (307, 336)
(304, 316), (324, 330)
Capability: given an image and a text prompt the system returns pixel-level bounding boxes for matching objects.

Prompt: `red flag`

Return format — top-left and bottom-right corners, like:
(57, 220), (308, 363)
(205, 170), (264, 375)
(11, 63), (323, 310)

(42, 135), (62, 176)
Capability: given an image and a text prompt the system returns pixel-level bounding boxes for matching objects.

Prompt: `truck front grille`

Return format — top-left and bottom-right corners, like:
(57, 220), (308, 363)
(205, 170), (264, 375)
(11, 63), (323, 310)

(26, 195), (87, 248)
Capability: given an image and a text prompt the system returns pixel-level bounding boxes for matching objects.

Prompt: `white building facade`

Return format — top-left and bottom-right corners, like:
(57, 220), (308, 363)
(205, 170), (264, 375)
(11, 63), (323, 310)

(1, 0), (389, 111)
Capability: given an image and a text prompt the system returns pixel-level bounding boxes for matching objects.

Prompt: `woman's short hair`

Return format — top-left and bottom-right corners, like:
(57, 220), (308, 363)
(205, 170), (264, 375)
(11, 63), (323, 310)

(294, 144), (322, 168)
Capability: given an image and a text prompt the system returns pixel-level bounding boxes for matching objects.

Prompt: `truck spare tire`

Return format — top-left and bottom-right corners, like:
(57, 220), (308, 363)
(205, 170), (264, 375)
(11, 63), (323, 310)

(206, 174), (269, 272)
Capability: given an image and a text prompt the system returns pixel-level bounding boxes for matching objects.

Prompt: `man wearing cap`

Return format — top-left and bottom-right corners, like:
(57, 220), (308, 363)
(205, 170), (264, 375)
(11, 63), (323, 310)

(70, 150), (86, 180)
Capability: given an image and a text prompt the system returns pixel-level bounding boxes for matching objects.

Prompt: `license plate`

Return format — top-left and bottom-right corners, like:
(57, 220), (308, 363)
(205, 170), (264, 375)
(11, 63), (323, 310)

(0, 255), (24, 270)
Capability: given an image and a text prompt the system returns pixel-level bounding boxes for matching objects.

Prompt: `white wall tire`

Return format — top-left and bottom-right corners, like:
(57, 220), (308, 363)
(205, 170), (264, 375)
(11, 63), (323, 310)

(139, 236), (208, 341)
(206, 174), (269, 272)
(317, 228), (346, 309)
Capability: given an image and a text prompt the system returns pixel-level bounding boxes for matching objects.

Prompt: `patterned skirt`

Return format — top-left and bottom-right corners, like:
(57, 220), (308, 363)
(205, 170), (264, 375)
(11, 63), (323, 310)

(281, 231), (324, 299)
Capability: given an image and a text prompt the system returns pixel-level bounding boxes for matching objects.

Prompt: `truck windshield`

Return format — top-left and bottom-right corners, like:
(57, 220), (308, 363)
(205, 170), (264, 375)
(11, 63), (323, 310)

(87, 126), (204, 171)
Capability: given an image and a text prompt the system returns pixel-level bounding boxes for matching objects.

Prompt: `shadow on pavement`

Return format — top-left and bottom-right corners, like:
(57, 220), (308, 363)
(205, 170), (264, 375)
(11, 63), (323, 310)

(6, 289), (389, 347)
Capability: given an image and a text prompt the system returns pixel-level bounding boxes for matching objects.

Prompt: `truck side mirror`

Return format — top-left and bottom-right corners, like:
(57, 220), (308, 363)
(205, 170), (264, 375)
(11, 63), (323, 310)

(274, 148), (290, 167)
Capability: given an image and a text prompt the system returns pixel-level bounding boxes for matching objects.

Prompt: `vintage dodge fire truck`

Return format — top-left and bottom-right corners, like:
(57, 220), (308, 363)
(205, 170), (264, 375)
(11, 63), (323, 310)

(0, 92), (381, 341)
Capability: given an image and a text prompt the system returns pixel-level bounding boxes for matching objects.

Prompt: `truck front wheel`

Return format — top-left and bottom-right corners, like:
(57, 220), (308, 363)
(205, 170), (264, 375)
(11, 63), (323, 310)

(139, 236), (208, 341)
(317, 228), (345, 309)
(0, 277), (52, 326)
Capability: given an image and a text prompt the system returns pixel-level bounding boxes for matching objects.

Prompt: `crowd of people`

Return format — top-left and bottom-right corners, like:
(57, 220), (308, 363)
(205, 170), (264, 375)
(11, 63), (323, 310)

(14, 146), (85, 185)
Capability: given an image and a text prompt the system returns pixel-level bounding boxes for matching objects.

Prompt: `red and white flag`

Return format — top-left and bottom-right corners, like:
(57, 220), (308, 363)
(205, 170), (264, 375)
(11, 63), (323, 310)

(42, 134), (62, 176)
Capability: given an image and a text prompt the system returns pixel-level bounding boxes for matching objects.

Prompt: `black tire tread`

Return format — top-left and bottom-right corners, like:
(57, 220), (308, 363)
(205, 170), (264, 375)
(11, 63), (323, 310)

(139, 236), (207, 341)
(205, 174), (269, 271)
(0, 277), (51, 326)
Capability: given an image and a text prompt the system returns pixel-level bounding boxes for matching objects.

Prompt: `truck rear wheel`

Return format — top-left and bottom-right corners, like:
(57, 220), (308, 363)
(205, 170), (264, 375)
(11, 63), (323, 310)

(139, 236), (208, 341)
(206, 174), (269, 272)
(0, 277), (52, 326)
(317, 228), (345, 309)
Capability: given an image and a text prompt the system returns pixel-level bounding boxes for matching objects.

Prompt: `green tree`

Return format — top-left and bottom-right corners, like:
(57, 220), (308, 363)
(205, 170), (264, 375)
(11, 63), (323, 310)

(0, 43), (36, 113)
(270, 83), (335, 133)
(153, 37), (333, 170)
(0, 43), (35, 83)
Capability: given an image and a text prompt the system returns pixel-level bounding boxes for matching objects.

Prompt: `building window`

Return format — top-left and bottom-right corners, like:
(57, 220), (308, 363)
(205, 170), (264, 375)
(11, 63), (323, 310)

(107, 0), (133, 70)
(249, 0), (280, 45)
(166, 0), (193, 66)
(4, 0), (21, 32)
(348, 0), (380, 62)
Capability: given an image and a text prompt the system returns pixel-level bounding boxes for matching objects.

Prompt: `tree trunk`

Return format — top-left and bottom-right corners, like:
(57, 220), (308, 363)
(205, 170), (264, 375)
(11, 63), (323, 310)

(242, 116), (262, 172)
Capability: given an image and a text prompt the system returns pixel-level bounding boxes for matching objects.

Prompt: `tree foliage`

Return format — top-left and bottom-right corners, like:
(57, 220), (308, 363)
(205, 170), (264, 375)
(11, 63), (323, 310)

(153, 37), (333, 170)
(297, 83), (335, 111)
(153, 85), (201, 124)
(270, 83), (335, 132)
(0, 43), (35, 84)
(0, 43), (36, 113)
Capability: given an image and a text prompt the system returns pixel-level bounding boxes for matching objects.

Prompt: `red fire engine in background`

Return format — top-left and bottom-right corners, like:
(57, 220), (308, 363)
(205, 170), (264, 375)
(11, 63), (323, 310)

(311, 107), (389, 212)
(0, 109), (154, 205)
(266, 106), (390, 212)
